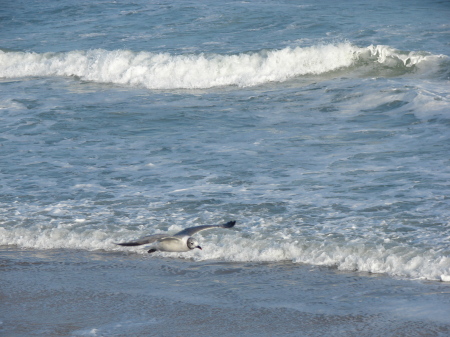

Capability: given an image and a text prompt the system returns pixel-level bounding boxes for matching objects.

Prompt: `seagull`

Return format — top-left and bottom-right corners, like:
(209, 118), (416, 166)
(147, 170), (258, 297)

(116, 220), (236, 253)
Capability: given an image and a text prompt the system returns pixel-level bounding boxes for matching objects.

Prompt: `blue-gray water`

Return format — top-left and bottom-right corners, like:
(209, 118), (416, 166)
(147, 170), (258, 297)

(1, 0), (450, 335)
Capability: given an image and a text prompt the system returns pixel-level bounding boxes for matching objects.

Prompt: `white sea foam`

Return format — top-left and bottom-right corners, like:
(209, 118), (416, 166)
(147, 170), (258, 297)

(0, 44), (446, 89)
(0, 98), (26, 110)
(188, 235), (450, 282)
(1, 224), (449, 282)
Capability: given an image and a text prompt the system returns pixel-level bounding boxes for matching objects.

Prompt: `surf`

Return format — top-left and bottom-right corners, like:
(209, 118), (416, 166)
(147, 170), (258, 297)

(1, 44), (446, 89)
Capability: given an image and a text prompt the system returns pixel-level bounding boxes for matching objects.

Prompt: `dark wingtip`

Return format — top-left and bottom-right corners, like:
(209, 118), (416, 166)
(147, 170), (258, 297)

(116, 242), (141, 247)
(223, 220), (236, 228)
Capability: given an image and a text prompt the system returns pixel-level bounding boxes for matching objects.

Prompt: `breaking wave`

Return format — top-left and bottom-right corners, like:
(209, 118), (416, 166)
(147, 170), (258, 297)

(0, 43), (447, 89)
(1, 225), (449, 282)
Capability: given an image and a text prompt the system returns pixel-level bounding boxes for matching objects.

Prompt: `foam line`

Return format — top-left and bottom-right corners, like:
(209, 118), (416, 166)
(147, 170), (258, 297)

(1, 44), (445, 89)
(1, 226), (448, 281)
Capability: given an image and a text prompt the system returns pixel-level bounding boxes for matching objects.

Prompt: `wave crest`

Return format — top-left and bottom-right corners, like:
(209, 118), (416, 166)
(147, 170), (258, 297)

(0, 44), (446, 89)
(1, 225), (449, 282)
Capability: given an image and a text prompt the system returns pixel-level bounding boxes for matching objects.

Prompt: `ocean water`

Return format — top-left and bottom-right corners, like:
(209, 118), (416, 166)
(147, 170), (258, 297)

(1, 0), (450, 335)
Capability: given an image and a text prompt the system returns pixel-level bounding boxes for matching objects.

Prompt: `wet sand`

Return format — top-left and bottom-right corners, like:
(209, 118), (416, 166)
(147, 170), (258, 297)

(1, 247), (450, 336)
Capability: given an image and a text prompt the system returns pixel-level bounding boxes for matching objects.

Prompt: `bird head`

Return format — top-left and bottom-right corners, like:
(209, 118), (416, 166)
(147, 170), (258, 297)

(187, 237), (202, 250)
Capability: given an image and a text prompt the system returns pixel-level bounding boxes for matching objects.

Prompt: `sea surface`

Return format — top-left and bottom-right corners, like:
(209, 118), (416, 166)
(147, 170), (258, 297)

(1, 0), (450, 336)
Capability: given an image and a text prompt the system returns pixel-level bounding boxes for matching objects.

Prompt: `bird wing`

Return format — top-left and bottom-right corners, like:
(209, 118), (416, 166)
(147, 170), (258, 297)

(174, 220), (236, 237)
(116, 234), (169, 246)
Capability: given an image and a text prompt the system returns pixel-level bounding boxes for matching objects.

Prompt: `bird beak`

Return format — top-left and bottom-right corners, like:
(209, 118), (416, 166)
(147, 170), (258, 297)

(197, 246), (202, 250)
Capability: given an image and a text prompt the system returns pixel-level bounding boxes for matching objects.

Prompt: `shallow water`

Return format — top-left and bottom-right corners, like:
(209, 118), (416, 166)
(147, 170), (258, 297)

(1, 248), (450, 336)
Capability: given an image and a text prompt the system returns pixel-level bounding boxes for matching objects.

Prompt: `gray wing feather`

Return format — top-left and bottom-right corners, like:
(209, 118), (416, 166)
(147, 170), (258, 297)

(174, 221), (236, 237)
(116, 220), (236, 246)
(116, 234), (169, 246)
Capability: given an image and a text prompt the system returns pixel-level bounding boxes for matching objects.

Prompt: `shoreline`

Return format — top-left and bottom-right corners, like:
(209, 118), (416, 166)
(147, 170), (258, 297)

(1, 247), (450, 336)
